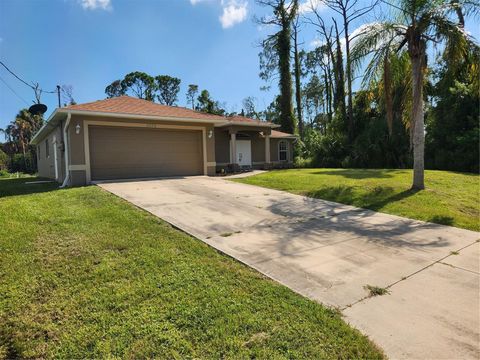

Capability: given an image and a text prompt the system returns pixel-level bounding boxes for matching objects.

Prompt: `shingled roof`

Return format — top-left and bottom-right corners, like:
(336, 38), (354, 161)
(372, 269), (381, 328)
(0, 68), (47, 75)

(64, 96), (227, 122)
(31, 96), (291, 144)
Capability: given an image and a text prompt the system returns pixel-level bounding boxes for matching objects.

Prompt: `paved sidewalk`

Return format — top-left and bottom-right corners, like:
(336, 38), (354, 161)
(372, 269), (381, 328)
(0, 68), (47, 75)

(98, 176), (480, 359)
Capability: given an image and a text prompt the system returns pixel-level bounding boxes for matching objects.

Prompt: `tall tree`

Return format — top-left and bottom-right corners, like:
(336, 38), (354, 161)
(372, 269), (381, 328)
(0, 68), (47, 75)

(292, 15), (304, 138)
(426, 43), (480, 172)
(186, 84), (199, 109)
(333, 19), (347, 126)
(302, 74), (326, 130)
(105, 79), (126, 98)
(196, 90), (225, 115)
(155, 75), (181, 106)
(122, 72), (155, 101)
(61, 85), (76, 106)
(257, 0), (298, 134)
(323, 0), (378, 139)
(352, 0), (478, 189)
(3, 109), (44, 170)
(242, 96), (261, 119)
(305, 11), (336, 123)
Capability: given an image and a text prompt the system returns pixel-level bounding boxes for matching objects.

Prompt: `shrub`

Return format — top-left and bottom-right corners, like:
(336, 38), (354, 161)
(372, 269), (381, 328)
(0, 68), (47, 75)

(0, 169), (10, 178)
(11, 152), (36, 174)
(0, 149), (8, 170)
(294, 157), (313, 168)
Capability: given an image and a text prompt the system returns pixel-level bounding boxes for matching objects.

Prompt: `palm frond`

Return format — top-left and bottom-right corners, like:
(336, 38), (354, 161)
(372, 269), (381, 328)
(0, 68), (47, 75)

(351, 21), (406, 87)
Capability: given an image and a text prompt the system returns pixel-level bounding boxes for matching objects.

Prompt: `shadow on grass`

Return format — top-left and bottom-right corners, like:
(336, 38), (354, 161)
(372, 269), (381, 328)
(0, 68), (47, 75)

(364, 188), (420, 211)
(306, 185), (413, 210)
(428, 215), (454, 226)
(288, 185), (462, 231)
(0, 177), (59, 198)
(310, 169), (405, 179)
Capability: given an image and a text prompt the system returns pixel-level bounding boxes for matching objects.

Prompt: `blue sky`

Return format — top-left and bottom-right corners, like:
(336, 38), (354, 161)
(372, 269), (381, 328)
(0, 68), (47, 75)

(0, 0), (289, 129)
(0, 0), (478, 131)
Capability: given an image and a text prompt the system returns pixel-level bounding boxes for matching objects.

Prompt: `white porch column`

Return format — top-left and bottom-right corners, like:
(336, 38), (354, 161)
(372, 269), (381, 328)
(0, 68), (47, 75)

(265, 134), (270, 164)
(230, 132), (237, 165)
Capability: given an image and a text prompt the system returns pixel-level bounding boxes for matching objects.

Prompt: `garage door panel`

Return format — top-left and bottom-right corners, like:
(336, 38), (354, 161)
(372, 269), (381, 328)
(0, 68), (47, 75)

(89, 126), (203, 180)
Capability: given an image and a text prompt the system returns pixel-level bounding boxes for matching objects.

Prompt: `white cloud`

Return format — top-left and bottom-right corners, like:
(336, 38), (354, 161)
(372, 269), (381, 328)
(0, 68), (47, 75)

(79, 0), (112, 11)
(219, 0), (248, 28)
(309, 38), (323, 48)
(189, 0), (247, 28)
(298, 0), (325, 14)
(309, 23), (375, 51)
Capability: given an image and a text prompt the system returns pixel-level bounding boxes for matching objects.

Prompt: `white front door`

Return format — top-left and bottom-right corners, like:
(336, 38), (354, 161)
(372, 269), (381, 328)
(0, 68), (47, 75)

(235, 140), (252, 166)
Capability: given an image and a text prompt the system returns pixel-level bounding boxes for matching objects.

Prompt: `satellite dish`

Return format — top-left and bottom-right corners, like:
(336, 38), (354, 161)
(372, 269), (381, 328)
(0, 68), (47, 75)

(29, 103), (47, 115)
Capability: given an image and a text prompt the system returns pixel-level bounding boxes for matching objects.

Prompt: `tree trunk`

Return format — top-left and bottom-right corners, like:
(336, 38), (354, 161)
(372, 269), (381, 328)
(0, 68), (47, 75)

(278, 24), (296, 134)
(293, 24), (303, 139)
(325, 56), (334, 126)
(383, 55), (394, 136)
(333, 20), (347, 126)
(343, 18), (354, 140)
(410, 47), (425, 190)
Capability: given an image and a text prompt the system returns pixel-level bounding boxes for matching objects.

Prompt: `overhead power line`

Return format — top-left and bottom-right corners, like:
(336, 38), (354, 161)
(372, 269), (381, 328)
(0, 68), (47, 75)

(0, 75), (30, 106)
(0, 60), (57, 94)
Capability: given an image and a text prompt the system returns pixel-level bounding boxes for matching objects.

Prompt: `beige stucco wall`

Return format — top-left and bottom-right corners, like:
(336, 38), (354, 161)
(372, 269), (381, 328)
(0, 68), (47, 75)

(36, 114), (295, 185)
(36, 124), (65, 182)
(270, 138), (294, 163)
(215, 127), (294, 169)
(214, 128), (230, 164)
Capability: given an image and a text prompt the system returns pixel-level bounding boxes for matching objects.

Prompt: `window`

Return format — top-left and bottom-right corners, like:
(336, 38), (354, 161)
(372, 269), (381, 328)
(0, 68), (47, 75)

(37, 146), (40, 160)
(279, 140), (288, 161)
(45, 139), (49, 158)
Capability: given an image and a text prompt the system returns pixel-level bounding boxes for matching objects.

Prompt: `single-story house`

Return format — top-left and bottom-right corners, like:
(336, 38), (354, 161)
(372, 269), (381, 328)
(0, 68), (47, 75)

(31, 96), (296, 186)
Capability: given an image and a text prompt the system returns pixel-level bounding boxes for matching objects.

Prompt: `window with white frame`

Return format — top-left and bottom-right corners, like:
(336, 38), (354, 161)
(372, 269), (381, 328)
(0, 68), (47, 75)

(278, 140), (288, 161)
(45, 139), (49, 158)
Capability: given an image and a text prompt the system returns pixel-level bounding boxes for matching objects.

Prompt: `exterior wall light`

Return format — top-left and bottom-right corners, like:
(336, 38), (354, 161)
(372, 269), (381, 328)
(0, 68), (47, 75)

(208, 130), (213, 138)
(75, 124), (81, 135)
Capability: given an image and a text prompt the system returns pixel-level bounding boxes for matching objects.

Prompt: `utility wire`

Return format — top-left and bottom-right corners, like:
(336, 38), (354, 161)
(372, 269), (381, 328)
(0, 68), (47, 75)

(0, 75), (30, 106)
(0, 60), (57, 94)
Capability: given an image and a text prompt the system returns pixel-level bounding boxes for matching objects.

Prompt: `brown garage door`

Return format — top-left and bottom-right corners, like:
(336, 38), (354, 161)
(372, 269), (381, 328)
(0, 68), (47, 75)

(89, 126), (203, 180)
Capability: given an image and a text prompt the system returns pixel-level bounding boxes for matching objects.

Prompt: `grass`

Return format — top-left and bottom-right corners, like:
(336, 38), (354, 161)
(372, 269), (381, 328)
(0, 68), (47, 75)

(0, 177), (384, 359)
(235, 168), (480, 231)
(364, 285), (390, 297)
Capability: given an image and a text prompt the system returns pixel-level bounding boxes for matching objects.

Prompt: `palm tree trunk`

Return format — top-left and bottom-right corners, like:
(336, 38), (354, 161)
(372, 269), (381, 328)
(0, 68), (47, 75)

(410, 52), (425, 190)
(383, 55), (394, 136)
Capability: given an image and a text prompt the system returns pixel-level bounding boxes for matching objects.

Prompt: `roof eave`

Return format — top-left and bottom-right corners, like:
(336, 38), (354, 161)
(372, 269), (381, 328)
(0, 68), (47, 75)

(61, 109), (227, 124)
(30, 109), (66, 145)
(31, 108), (228, 145)
(215, 122), (280, 128)
(271, 135), (297, 139)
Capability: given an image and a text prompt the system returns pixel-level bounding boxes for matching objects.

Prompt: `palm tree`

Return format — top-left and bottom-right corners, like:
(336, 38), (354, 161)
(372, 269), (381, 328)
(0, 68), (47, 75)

(352, 0), (478, 189)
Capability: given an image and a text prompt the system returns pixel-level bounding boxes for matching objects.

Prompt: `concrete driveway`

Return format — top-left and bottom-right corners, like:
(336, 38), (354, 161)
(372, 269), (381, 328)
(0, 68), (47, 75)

(98, 176), (480, 359)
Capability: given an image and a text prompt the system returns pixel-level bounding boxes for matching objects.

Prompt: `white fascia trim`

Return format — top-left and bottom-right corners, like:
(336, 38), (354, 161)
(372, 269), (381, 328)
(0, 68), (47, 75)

(30, 109), (63, 145)
(214, 122), (280, 128)
(59, 109), (226, 124)
(271, 135), (298, 139)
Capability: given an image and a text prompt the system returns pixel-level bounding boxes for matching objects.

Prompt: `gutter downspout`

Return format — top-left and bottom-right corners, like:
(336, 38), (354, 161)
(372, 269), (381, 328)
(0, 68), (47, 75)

(60, 113), (71, 188)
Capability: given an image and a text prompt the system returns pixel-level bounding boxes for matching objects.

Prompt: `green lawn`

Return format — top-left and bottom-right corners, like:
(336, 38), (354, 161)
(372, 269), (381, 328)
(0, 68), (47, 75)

(235, 168), (480, 232)
(0, 177), (383, 359)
